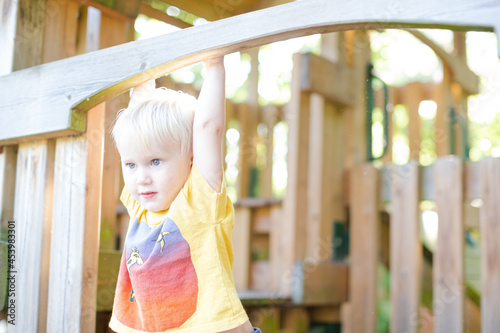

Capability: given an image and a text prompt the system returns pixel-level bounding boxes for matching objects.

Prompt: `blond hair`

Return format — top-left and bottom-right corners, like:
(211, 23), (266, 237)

(112, 87), (196, 157)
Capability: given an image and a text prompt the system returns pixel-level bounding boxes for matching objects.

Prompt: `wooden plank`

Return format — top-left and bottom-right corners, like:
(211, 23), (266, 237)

(237, 103), (252, 199)
(158, 0), (234, 21)
(277, 53), (310, 296)
(233, 206), (251, 290)
(269, 204), (283, 293)
(345, 31), (371, 167)
(140, 3), (191, 28)
(409, 30), (479, 94)
(12, 141), (50, 332)
(37, 140), (55, 333)
(46, 135), (87, 332)
(390, 161), (421, 333)
(403, 83), (423, 161)
(76, 0), (141, 21)
(434, 68), (453, 157)
(1, 0), (500, 144)
(309, 306), (340, 323)
(282, 307), (310, 333)
(42, 0), (79, 62)
(260, 105), (277, 198)
(0, 0), (17, 75)
(434, 156), (464, 333)
(480, 157), (500, 332)
(349, 163), (378, 333)
(80, 103), (105, 332)
(250, 261), (271, 292)
(307, 95), (345, 260)
(340, 302), (352, 333)
(96, 249), (122, 311)
(291, 262), (348, 305)
(0, 146), (17, 241)
(300, 53), (355, 107)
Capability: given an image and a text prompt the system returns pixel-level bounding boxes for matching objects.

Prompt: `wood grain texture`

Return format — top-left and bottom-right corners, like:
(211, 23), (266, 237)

(480, 157), (500, 332)
(233, 206), (252, 290)
(300, 53), (355, 106)
(11, 141), (49, 333)
(349, 163), (379, 333)
(434, 156), (464, 333)
(80, 103), (105, 332)
(46, 135), (87, 332)
(1, 0), (499, 144)
(390, 161), (421, 333)
(278, 53), (310, 296)
(291, 261), (348, 305)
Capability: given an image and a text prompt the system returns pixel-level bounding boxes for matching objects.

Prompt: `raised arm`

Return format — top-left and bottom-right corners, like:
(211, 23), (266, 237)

(193, 57), (226, 192)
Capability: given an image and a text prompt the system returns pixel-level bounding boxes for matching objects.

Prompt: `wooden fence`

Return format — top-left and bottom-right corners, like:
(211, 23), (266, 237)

(346, 157), (500, 332)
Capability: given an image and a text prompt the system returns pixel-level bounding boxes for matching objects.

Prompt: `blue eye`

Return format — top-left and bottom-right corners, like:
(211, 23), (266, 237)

(126, 163), (136, 169)
(152, 159), (160, 166)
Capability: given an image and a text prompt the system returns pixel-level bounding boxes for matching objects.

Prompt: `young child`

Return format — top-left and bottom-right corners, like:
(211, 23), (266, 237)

(109, 57), (258, 333)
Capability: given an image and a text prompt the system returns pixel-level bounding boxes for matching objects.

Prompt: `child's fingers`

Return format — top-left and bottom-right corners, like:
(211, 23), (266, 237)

(132, 79), (156, 96)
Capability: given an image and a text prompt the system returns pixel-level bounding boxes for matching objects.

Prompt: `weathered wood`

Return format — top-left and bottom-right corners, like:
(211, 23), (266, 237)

(140, 3), (191, 29)
(282, 307), (310, 333)
(96, 249), (122, 311)
(349, 163), (379, 332)
(390, 161), (421, 333)
(237, 103), (252, 199)
(307, 95), (344, 261)
(76, 0), (141, 21)
(80, 103), (105, 332)
(404, 83), (423, 161)
(345, 31), (371, 167)
(42, 0), (79, 62)
(409, 30), (479, 94)
(46, 135), (87, 332)
(480, 157), (500, 332)
(278, 53), (310, 296)
(12, 141), (50, 332)
(260, 105), (278, 198)
(233, 206), (252, 290)
(349, 164), (379, 333)
(291, 261), (348, 305)
(0, 146), (17, 241)
(1, 0), (499, 144)
(300, 53), (355, 106)
(434, 156), (464, 333)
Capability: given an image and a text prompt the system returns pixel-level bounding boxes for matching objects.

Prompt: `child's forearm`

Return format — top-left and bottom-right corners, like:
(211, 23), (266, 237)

(195, 58), (226, 133)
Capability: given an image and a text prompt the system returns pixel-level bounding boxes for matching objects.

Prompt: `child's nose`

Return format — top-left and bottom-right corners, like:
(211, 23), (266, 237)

(137, 168), (152, 185)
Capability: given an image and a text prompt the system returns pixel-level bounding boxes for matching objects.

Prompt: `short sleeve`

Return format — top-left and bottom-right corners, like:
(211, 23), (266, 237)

(182, 163), (233, 224)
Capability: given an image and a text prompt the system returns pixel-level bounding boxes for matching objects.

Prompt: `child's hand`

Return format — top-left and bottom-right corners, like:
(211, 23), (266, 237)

(132, 79), (156, 96)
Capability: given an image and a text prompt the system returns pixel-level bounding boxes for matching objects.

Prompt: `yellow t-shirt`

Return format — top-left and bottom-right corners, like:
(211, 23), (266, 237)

(109, 163), (249, 333)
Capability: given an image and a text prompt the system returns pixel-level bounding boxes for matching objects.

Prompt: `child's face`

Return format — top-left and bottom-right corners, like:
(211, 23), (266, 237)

(117, 139), (192, 212)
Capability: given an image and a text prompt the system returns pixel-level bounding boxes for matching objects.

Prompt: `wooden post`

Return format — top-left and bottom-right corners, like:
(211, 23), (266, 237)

(349, 163), (379, 333)
(12, 141), (51, 332)
(259, 105), (278, 198)
(275, 53), (310, 295)
(46, 135), (88, 332)
(434, 156), (464, 333)
(233, 206), (252, 290)
(480, 157), (500, 332)
(434, 68), (453, 157)
(390, 161), (421, 333)
(404, 83), (423, 161)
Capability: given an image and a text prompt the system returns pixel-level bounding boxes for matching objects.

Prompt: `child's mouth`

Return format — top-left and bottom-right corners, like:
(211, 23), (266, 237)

(141, 192), (157, 199)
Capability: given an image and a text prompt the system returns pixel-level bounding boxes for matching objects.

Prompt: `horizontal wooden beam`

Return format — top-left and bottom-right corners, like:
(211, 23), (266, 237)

(291, 261), (348, 305)
(408, 30), (479, 94)
(140, 3), (192, 29)
(77, 0), (141, 21)
(1, 0), (499, 144)
(300, 53), (355, 107)
(346, 160), (480, 207)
